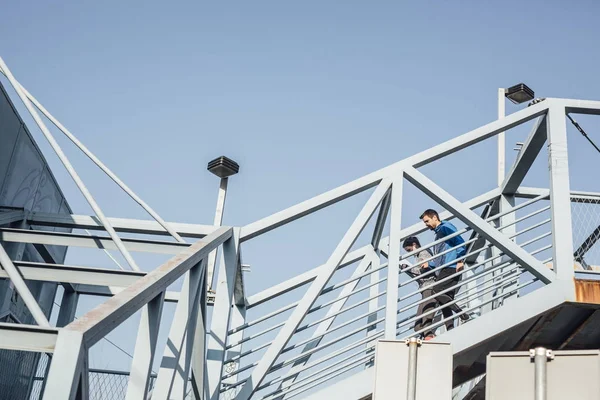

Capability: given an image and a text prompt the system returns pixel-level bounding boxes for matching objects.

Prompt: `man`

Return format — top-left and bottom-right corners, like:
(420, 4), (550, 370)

(420, 209), (470, 332)
(402, 236), (437, 340)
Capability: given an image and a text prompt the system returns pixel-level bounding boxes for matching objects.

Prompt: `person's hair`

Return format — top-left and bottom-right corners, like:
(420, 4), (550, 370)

(419, 209), (439, 220)
(402, 236), (421, 248)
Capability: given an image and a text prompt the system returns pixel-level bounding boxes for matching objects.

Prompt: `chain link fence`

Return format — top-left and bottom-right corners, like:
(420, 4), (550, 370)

(29, 354), (196, 400)
(571, 196), (600, 269)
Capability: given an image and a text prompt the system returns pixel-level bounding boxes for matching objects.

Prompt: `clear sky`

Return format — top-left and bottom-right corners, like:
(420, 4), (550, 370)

(2, 0), (600, 373)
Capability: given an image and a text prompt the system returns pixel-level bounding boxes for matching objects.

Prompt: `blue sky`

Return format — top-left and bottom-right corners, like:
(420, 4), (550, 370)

(2, 0), (600, 371)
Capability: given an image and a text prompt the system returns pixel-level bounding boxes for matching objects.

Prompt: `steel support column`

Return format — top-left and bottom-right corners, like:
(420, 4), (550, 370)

(207, 229), (241, 400)
(385, 177), (402, 339)
(126, 292), (165, 400)
(547, 106), (575, 286)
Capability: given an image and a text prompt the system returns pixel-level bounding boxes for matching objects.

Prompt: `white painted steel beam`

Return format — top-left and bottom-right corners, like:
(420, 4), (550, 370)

(0, 323), (58, 352)
(126, 292), (165, 400)
(43, 330), (86, 400)
(376, 188), (501, 256)
(207, 229), (241, 400)
(221, 303), (247, 399)
(501, 116), (548, 194)
(384, 177), (402, 338)
(245, 245), (371, 309)
(0, 209), (25, 226)
(562, 98), (600, 115)
(28, 212), (216, 238)
(63, 226), (231, 347)
(10, 261), (144, 287)
(0, 227), (189, 254)
(3, 262), (181, 302)
(0, 68), (186, 244)
(236, 179), (391, 400)
(240, 100), (550, 242)
(546, 106), (576, 286)
(154, 262), (205, 399)
(404, 167), (555, 284)
(0, 57), (141, 271)
(74, 284), (181, 303)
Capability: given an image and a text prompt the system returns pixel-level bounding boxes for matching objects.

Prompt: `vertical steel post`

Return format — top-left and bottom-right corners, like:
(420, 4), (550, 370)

(207, 229), (241, 400)
(498, 88), (506, 186)
(56, 287), (80, 328)
(125, 292), (165, 400)
(221, 304), (247, 400)
(43, 330), (86, 400)
(531, 347), (550, 400)
(498, 195), (518, 305)
(546, 105), (575, 286)
(406, 338), (420, 400)
(153, 261), (205, 399)
(207, 177), (229, 291)
(385, 177), (402, 339)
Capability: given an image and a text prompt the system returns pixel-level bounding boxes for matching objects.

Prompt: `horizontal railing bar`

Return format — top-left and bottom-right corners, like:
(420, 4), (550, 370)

(297, 304), (386, 336)
(227, 321), (286, 350)
(397, 268), (521, 331)
(498, 206), (550, 231)
(225, 309), (382, 368)
(260, 353), (373, 400)
(397, 262), (520, 320)
(321, 263), (388, 295)
(397, 238), (551, 315)
(267, 319), (384, 374)
(511, 218), (551, 238)
(232, 302), (297, 334)
(281, 314), (385, 356)
(282, 355), (373, 400)
(402, 277), (538, 338)
(310, 278), (386, 313)
(254, 341), (375, 391)
(246, 246), (372, 309)
(235, 229), (550, 350)
(398, 244), (505, 290)
(226, 295), (385, 351)
(223, 330), (384, 387)
(402, 236), (479, 271)
(488, 193), (549, 223)
(399, 222), (551, 290)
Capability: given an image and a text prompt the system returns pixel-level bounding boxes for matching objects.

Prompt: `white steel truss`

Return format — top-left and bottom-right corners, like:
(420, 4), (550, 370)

(0, 55), (600, 400)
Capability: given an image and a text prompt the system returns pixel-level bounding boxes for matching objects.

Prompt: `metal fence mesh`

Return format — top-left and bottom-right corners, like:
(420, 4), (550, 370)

(29, 353), (196, 400)
(571, 197), (600, 269)
(0, 349), (42, 400)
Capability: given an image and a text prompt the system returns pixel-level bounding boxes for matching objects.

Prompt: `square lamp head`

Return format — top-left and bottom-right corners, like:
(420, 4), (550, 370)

(207, 156), (240, 178)
(505, 83), (535, 104)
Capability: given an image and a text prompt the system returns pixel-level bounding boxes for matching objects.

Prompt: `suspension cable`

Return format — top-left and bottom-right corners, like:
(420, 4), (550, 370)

(567, 114), (600, 154)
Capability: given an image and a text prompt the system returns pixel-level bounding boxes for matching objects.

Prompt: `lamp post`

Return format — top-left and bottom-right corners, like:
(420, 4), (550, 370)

(206, 156), (240, 292)
(497, 83), (535, 186)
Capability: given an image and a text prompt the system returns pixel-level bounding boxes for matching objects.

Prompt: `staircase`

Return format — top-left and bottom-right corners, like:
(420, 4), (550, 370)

(207, 98), (600, 400)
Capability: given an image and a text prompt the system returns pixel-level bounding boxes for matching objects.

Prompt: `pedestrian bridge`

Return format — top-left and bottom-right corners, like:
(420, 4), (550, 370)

(1, 55), (600, 399)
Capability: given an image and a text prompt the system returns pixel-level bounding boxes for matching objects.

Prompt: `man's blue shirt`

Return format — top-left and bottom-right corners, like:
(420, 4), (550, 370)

(428, 221), (466, 270)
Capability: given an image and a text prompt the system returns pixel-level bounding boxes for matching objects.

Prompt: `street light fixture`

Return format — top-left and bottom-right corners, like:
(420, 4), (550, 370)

(505, 83), (535, 105)
(207, 156), (240, 178)
(206, 155), (240, 292)
(497, 83), (536, 186)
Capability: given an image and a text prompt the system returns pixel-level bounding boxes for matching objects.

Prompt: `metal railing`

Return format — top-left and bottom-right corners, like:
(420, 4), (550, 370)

(214, 189), (559, 400)
(1, 57), (599, 400)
